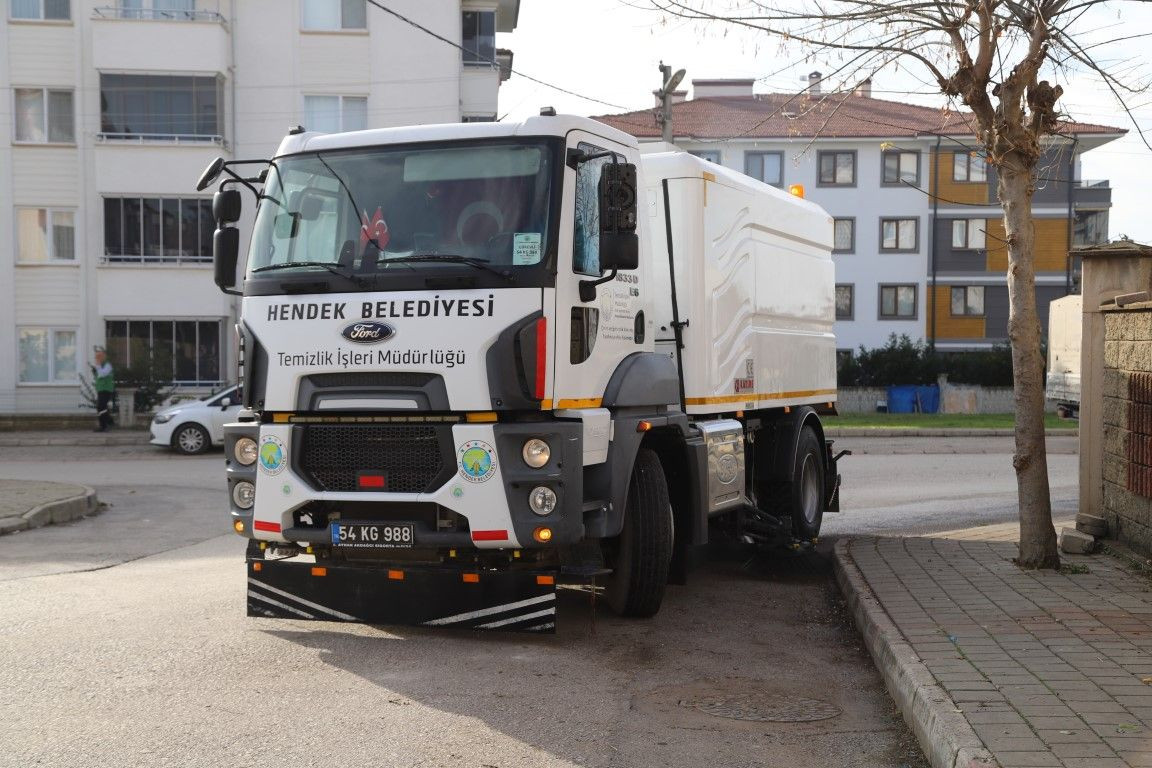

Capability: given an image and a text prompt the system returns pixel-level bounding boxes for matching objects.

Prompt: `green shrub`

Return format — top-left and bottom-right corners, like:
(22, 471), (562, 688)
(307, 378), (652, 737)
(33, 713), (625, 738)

(837, 334), (1017, 387)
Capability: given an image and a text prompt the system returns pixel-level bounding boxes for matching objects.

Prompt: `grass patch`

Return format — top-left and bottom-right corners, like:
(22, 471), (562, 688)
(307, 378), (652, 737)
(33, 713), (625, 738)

(824, 413), (1078, 430)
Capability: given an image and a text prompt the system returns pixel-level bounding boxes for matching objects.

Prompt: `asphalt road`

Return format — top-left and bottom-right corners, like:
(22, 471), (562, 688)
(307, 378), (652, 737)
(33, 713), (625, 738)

(0, 435), (1075, 768)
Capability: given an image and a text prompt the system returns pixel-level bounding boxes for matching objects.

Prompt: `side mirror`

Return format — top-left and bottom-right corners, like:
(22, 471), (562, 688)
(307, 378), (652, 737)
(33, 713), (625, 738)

(196, 156), (225, 192)
(213, 189), (242, 224)
(598, 162), (639, 270)
(219, 397), (233, 408)
(214, 227), (240, 291)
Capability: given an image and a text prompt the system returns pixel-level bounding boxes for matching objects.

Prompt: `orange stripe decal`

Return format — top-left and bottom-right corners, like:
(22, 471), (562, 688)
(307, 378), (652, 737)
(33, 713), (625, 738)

(684, 389), (838, 406)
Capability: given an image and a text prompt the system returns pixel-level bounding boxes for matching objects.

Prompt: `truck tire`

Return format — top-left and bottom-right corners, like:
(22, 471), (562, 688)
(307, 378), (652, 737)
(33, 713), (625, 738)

(605, 448), (673, 618)
(784, 425), (825, 540)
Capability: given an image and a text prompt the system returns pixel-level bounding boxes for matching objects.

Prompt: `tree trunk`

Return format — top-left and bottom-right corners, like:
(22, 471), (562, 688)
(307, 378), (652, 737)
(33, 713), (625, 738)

(1000, 165), (1059, 569)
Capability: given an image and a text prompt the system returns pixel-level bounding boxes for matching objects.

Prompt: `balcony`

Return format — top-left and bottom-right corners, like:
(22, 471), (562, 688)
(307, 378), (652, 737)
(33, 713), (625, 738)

(91, 3), (229, 73)
(1072, 179), (1112, 208)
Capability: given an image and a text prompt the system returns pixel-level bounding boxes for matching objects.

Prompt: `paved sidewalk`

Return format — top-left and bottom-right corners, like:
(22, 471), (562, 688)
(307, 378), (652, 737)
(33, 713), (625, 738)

(0, 479), (100, 535)
(837, 531), (1152, 768)
(0, 429), (152, 447)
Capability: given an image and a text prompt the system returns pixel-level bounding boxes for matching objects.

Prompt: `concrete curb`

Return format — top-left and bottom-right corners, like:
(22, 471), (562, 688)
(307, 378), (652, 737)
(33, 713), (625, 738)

(0, 432), (152, 448)
(0, 486), (100, 536)
(825, 428), (1076, 437)
(833, 538), (998, 768)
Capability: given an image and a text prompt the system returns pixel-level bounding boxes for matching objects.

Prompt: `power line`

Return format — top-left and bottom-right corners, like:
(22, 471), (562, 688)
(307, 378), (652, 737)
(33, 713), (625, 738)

(363, 0), (629, 111)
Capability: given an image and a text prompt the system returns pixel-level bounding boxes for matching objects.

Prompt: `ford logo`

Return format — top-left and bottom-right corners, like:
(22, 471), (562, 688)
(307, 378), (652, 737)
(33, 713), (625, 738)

(340, 321), (394, 344)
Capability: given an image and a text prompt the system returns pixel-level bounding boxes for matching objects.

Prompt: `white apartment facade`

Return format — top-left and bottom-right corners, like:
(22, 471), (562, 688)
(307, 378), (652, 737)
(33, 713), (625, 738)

(1, 0), (519, 414)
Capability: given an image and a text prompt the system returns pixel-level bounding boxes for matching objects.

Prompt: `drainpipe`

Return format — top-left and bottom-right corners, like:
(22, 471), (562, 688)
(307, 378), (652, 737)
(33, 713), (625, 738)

(1065, 136), (1078, 294)
(929, 136), (941, 351)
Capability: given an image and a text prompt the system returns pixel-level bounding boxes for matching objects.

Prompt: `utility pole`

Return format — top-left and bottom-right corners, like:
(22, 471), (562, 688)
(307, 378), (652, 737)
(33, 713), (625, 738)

(656, 61), (685, 144)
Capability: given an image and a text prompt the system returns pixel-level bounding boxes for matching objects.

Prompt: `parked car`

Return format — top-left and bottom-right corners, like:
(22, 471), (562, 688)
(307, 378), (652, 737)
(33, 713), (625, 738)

(150, 386), (242, 455)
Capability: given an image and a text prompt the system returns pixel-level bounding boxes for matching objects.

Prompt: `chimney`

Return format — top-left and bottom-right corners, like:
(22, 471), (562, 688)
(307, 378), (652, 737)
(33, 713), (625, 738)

(808, 71), (822, 94)
(653, 89), (688, 107)
(691, 78), (755, 99)
(854, 78), (872, 98)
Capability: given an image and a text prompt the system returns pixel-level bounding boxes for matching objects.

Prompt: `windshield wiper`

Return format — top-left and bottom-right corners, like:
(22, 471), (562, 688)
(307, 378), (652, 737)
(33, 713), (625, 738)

(385, 254), (514, 282)
(251, 261), (369, 288)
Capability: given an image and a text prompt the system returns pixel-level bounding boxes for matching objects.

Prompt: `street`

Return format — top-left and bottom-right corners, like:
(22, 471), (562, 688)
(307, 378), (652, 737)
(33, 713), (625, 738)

(0, 435), (1078, 768)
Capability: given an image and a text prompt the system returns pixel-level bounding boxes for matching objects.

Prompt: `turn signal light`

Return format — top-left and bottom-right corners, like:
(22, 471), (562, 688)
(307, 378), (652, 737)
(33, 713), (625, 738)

(533, 526), (553, 543)
(233, 520), (245, 533)
(788, 184), (805, 198)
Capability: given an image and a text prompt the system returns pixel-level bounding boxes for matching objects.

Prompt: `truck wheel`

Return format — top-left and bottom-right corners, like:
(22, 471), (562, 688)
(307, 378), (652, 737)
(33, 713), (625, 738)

(605, 448), (673, 618)
(784, 426), (825, 540)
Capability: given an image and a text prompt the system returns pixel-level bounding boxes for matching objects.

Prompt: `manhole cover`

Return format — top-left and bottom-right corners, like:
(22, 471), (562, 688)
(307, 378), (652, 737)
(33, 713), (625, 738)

(678, 693), (841, 722)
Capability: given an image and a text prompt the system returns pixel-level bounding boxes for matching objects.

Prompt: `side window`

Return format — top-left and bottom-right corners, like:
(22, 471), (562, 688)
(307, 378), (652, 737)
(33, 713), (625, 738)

(573, 141), (612, 277)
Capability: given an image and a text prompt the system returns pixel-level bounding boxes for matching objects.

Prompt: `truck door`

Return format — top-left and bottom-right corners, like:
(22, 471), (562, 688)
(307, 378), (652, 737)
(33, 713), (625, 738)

(551, 132), (650, 409)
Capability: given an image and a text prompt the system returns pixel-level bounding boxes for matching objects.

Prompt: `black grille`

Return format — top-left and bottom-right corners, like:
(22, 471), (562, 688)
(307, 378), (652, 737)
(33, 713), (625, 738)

(297, 424), (452, 493)
(305, 372), (436, 388)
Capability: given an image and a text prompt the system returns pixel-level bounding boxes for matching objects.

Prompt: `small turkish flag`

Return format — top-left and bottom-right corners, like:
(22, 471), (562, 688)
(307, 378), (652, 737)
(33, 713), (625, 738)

(360, 207), (390, 249)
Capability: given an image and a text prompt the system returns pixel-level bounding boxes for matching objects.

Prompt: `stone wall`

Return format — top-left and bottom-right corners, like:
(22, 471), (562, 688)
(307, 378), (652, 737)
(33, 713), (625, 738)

(1102, 303), (1152, 555)
(837, 384), (1029, 414)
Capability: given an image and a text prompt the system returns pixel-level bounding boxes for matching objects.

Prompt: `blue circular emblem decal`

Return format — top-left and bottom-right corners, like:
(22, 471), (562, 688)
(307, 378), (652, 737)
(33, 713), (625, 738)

(458, 440), (496, 483)
(259, 435), (286, 475)
(341, 321), (394, 344)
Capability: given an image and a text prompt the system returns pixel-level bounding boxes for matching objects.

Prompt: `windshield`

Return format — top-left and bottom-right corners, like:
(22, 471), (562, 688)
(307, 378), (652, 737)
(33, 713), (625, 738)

(247, 140), (555, 282)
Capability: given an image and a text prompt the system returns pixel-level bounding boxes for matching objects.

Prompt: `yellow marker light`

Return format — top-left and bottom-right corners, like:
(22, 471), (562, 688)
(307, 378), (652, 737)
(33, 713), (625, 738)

(311, 567), (327, 577)
(466, 412), (498, 423)
(788, 184), (805, 198)
(252, 561), (262, 572)
(273, 413), (290, 423)
(448, 549), (457, 558)
(388, 570), (405, 581)
(233, 520), (245, 533)
(533, 527), (553, 543)
(636, 420), (652, 433)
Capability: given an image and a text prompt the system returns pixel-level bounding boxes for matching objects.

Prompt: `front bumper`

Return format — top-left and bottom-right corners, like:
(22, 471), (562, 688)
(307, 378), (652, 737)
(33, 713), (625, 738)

(225, 418), (583, 549)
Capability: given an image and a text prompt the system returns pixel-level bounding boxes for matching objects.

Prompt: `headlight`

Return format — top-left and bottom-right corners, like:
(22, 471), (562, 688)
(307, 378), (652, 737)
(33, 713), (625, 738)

(522, 438), (551, 468)
(528, 486), (557, 516)
(234, 437), (258, 465)
(232, 481), (255, 509)
(153, 413), (174, 424)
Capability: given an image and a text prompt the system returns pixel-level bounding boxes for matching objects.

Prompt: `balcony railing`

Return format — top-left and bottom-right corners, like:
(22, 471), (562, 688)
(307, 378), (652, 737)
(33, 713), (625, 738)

(1073, 179), (1110, 189)
(93, 5), (223, 22)
(103, 253), (213, 265)
(96, 132), (224, 145)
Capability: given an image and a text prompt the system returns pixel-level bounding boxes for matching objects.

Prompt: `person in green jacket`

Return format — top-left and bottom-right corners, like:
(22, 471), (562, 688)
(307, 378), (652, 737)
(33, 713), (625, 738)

(91, 348), (115, 432)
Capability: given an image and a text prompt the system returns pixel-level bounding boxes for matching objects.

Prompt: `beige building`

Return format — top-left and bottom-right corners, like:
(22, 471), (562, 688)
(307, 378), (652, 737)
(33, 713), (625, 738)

(1, 0), (519, 414)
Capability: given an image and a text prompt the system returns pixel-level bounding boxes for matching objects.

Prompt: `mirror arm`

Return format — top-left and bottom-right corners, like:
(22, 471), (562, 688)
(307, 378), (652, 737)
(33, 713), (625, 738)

(566, 148), (621, 170)
(578, 267), (618, 303)
(221, 169), (260, 199)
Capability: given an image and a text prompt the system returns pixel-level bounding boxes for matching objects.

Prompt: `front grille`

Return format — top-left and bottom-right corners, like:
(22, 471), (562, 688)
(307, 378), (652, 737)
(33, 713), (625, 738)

(305, 372), (436, 388)
(297, 424), (452, 493)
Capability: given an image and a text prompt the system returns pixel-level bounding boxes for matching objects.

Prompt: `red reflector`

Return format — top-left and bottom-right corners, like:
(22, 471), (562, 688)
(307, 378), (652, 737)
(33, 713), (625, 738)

(388, 570), (404, 581)
(311, 567), (327, 577)
(534, 316), (547, 399)
(536, 575), (555, 586)
(253, 520), (281, 533)
(471, 529), (509, 542)
(358, 474), (386, 489)
(462, 573), (480, 583)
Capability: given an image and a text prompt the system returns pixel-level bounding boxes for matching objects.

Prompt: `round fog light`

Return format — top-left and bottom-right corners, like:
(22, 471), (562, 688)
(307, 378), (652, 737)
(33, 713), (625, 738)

(234, 437), (258, 465)
(522, 438), (551, 468)
(233, 481), (256, 509)
(528, 486), (557, 516)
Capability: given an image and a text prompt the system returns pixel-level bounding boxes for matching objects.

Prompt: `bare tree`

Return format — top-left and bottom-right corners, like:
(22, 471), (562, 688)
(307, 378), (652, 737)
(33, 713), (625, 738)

(641, 0), (1150, 568)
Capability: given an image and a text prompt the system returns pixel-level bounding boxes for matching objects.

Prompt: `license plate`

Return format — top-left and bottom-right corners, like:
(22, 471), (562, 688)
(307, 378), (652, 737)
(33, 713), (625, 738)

(330, 522), (415, 549)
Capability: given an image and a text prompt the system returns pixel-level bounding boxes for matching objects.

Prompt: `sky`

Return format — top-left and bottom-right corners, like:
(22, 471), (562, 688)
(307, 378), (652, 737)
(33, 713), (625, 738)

(494, 0), (1152, 244)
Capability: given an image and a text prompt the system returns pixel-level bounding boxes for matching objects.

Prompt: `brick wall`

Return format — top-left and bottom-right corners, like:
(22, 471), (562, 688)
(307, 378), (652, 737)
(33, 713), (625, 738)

(1102, 304), (1152, 554)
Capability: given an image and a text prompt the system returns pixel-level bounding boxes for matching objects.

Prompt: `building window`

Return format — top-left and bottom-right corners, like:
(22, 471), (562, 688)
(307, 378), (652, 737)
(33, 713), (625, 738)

(105, 319), (223, 385)
(952, 151), (987, 182)
(462, 10), (495, 64)
(14, 88), (74, 143)
(103, 197), (214, 263)
(880, 217), (918, 251)
(950, 286), (985, 316)
(303, 95), (367, 133)
(744, 151), (783, 186)
(461, 114), (496, 123)
(879, 284), (917, 319)
(18, 328), (77, 383)
(818, 151), (855, 186)
(882, 150), (919, 185)
(10, 0), (69, 20)
(951, 219), (986, 250)
(302, 0), (366, 30)
(835, 284), (854, 320)
(17, 208), (75, 262)
(1073, 210), (1109, 247)
(833, 218), (855, 253)
(99, 74), (222, 141)
(689, 150), (721, 164)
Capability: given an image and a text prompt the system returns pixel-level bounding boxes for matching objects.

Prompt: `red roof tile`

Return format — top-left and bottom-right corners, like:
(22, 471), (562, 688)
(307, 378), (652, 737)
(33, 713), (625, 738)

(593, 92), (1125, 140)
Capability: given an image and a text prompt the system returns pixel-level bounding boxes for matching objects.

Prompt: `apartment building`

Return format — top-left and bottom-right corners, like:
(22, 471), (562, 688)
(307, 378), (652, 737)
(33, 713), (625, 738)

(1, 0), (519, 414)
(594, 77), (1123, 355)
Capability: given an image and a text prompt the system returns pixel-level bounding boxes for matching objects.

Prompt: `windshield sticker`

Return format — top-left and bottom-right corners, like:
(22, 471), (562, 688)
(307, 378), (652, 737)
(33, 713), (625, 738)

(458, 440), (497, 483)
(259, 436), (287, 475)
(512, 233), (542, 266)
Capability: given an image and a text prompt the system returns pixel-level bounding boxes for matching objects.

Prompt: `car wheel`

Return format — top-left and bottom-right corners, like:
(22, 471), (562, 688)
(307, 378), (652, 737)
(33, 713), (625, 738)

(172, 423), (211, 455)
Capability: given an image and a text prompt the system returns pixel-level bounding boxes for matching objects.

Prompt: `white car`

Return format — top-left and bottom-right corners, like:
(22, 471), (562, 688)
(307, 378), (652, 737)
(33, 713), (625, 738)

(150, 386), (242, 455)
